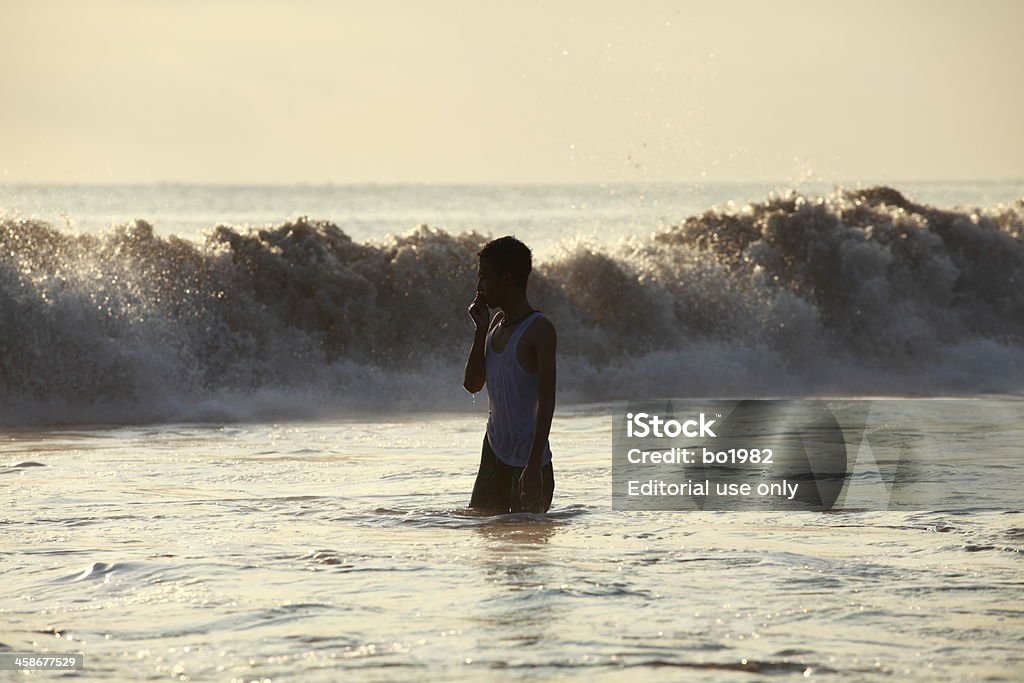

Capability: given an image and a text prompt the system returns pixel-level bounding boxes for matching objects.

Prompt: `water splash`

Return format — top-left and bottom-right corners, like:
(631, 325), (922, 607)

(2, 186), (1022, 426)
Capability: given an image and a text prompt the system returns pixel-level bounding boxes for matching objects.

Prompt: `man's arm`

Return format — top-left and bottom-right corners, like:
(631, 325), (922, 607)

(526, 318), (557, 468)
(463, 296), (501, 393)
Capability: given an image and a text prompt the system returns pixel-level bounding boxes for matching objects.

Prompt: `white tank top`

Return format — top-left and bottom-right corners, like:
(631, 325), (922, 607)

(485, 310), (553, 467)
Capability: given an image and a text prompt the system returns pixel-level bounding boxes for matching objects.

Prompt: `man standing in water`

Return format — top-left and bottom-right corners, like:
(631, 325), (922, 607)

(463, 236), (556, 514)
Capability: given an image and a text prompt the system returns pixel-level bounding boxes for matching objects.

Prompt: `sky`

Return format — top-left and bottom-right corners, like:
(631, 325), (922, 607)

(1, 0), (1021, 184)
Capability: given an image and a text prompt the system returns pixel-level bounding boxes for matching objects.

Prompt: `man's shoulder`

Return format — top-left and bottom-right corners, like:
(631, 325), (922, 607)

(527, 314), (557, 343)
(532, 313), (556, 331)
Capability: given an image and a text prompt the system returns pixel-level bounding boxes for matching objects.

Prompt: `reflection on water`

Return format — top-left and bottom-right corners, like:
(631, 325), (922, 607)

(1, 407), (1021, 681)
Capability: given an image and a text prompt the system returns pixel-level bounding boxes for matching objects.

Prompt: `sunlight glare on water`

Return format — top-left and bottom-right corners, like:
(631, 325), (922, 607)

(1, 404), (1021, 680)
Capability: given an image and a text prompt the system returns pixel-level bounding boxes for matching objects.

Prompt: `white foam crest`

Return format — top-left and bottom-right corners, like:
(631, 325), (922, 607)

(2, 186), (1022, 426)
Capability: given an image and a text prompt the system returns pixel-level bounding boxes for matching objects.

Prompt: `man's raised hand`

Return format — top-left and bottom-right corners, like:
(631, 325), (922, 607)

(468, 292), (490, 330)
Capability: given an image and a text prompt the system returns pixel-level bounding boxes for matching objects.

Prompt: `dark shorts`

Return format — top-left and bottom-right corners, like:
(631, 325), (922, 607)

(469, 434), (554, 513)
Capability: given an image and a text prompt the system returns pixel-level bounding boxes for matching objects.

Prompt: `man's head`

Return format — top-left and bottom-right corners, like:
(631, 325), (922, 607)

(476, 236), (532, 308)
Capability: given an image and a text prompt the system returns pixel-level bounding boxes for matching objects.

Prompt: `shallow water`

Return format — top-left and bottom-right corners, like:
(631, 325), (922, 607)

(2, 404), (1021, 681)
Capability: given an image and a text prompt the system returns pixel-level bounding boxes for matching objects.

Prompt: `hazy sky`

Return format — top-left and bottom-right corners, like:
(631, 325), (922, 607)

(2, 0), (1021, 183)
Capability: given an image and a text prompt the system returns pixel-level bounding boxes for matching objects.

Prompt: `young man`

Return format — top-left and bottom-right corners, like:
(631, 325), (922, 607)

(463, 236), (556, 514)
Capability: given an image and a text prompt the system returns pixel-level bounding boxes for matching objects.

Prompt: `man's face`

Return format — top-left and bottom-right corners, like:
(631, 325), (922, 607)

(476, 257), (508, 308)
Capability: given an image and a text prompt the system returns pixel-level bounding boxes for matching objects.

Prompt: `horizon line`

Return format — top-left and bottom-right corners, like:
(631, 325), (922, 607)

(3, 178), (1022, 188)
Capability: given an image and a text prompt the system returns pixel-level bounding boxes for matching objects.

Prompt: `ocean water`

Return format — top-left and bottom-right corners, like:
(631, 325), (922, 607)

(2, 406), (1022, 681)
(2, 181), (1021, 261)
(1, 182), (1022, 680)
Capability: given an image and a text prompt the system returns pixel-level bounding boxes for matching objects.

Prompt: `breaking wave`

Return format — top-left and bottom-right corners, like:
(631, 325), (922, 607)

(2, 185), (1023, 426)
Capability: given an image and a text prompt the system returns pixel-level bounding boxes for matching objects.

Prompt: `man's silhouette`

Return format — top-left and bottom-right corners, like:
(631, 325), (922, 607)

(463, 236), (556, 514)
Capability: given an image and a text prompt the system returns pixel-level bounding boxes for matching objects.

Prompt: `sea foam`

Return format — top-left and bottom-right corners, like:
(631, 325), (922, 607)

(2, 186), (1022, 426)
